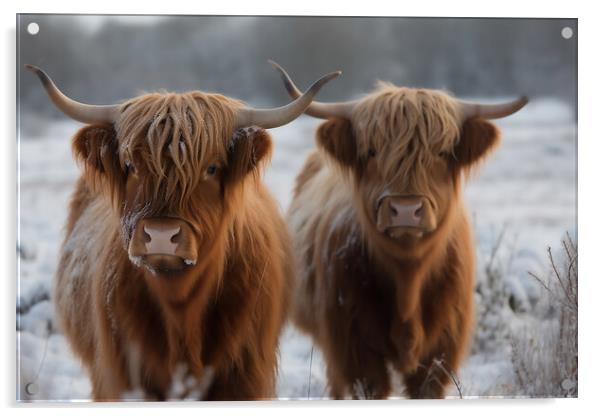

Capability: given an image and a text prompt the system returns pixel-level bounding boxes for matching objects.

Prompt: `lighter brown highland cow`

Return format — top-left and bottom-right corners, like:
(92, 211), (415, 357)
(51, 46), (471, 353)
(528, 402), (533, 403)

(26, 63), (339, 401)
(272, 62), (527, 399)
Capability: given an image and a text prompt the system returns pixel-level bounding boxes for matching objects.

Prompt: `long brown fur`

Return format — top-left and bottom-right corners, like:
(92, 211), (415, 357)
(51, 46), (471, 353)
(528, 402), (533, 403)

(54, 91), (293, 401)
(288, 84), (501, 399)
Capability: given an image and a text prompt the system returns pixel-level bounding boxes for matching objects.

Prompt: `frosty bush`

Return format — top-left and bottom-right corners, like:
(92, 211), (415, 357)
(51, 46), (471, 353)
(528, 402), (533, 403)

(509, 233), (577, 397)
(472, 229), (516, 353)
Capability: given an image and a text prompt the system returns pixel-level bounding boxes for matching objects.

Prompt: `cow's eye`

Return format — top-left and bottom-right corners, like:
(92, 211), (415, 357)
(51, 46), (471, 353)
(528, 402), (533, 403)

(438, 151), (447, 159)
(368, 148), (376, 158)
(206, 165), (217, 176)
(125, 162), (136, 176)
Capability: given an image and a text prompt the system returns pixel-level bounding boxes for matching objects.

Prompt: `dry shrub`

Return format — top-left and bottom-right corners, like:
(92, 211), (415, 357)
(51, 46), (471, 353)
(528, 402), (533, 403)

(509, 233), (577, 397)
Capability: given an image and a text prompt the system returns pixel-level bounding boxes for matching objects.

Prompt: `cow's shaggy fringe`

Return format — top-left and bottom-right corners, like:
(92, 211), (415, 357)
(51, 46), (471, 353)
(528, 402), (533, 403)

(509, 233), (577, 398)
(351, 82), (461, 191)
(116, 91), (242, 208)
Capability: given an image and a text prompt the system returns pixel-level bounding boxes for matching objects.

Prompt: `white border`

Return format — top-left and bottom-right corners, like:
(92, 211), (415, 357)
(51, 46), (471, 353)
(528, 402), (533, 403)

(2, 1), (600, 415)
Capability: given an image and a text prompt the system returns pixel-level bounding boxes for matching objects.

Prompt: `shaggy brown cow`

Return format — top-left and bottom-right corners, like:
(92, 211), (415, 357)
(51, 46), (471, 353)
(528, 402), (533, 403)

(26, 63), (339, 401)
(272, 62), (527, 399)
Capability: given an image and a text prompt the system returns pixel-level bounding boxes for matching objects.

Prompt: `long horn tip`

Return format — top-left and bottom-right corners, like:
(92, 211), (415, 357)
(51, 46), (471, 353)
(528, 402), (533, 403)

(24, 64), (41, 74)
(268, 60), (299, 99)
(268, 60), (289, 76)
(329, 70), (342, 78)
(513, 95), (529, 112)
(305, 69), (343, 80)
(268, 60), (342, 79)
(322, 70), (343, 82)
(305, 71), (342, 95)
(267, 59), (287, 74)
(268, 60), (342, 73)
(24, 64), (52, 87)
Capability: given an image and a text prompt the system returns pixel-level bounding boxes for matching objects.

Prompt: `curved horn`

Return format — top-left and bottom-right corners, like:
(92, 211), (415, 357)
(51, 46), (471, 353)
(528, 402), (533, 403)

(235, 64), (341, 129)
(269, 60), (357, 120)
(458, 96), (529, 121)
(25, 64), (119, 124)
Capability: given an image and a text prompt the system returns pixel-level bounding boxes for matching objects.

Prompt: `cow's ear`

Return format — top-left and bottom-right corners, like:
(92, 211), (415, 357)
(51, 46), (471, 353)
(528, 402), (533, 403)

(226, 127), (272, 182)
(316, 118), (357, 168)
(453, 118), (500, 168)
(72, 124), (122, 183)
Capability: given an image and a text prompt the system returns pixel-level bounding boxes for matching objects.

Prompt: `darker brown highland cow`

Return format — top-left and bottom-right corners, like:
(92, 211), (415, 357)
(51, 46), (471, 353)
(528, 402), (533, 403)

(26, 64), (339, 401)
(273, 63), (527, 399)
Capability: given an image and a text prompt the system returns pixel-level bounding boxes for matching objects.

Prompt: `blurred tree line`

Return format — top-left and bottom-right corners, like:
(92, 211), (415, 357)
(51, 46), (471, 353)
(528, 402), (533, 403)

(18, 15), (576, 119)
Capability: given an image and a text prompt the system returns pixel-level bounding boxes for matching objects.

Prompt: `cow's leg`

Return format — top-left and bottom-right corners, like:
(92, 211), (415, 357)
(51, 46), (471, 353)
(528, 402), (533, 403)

(402, 286), (472, 398)
(325, 358), (347, 399)
(206, 370), (274, 400)
(90, 363), (126, 401)
(90, 310), (129, 400)
(390, 317), (424, 375)
(323, 342), (392, 400)
(349, 350), (391, 400)
(349, 367), (392, 399)
(402, 348), (463, 399)
(205, 356), (276, 400)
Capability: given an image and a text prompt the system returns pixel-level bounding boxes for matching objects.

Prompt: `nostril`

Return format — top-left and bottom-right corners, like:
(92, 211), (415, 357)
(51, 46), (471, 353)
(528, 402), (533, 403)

(414, 205), (423, 220)
(142, 226), (152, 243)
(390, 205), (398, 217)
(170, 229), (181, 244)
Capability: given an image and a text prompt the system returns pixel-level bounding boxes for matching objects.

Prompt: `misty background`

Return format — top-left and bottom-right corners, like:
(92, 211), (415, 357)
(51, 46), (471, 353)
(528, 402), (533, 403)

(17, 15), (576, 130)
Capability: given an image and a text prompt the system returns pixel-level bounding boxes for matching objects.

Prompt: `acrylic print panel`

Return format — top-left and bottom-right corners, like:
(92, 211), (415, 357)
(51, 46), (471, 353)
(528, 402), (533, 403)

(16, 14), (577, 401)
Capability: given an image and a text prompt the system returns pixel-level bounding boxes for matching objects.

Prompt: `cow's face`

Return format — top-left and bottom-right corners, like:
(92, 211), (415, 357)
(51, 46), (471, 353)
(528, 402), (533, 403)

(315, 86), (500, 248)
(72, 92), (271, 297)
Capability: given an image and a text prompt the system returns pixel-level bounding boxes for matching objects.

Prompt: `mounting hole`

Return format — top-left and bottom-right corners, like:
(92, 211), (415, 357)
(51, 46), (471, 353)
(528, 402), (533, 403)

(27, 22), (40, 35)
(561, 27), (573, 39)
(25, 382), (38, 395)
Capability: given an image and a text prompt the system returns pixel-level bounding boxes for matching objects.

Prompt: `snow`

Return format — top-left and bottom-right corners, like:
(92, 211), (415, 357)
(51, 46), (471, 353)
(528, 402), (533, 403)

(16, 98), (576, 401)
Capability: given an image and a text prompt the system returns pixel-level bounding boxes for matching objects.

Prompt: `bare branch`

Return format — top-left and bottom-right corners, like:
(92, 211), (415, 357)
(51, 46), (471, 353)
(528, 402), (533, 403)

(548, 247), (572, 302)
(528, 271), (551, 293)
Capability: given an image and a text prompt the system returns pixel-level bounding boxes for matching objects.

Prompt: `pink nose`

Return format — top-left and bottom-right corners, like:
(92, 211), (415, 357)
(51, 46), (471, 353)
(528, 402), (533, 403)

(388, 200), (423, 227)
(128, 218), (198, 273)
(143, 225), (181, 255)
(376, 196), (424, 232)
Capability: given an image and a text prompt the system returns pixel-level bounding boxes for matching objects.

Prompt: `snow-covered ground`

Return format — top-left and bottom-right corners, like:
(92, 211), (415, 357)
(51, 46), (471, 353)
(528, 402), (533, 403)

(16, 98), (576, 401)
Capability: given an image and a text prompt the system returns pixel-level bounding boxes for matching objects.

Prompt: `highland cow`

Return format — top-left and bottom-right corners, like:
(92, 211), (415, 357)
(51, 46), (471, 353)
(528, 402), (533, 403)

(272, 62), (527, 399)
(26, 63), (339, 401)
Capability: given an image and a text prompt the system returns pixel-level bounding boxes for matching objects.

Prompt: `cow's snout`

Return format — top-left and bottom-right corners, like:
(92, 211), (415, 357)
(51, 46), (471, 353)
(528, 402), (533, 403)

(143, 224), (180, 255)
(376, 195), (435, 238)
(388, 199), (423, 227)
(128, 218), (198, 274)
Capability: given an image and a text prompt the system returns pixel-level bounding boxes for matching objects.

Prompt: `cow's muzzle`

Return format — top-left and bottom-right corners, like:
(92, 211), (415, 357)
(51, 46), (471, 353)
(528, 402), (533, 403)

(375, 194), (436, 239)
(128, 217), (198, 275)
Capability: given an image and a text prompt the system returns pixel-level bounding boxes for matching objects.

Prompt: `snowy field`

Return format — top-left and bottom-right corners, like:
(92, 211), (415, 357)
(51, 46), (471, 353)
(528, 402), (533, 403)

(16, 98), (576, 401)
